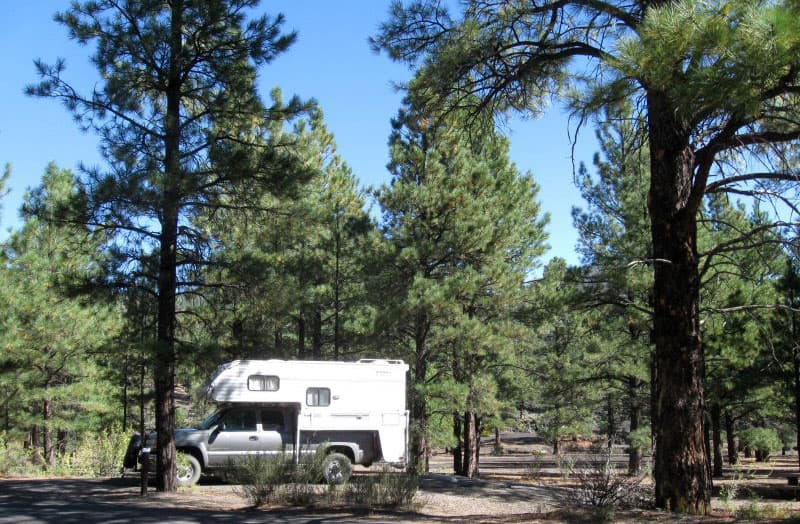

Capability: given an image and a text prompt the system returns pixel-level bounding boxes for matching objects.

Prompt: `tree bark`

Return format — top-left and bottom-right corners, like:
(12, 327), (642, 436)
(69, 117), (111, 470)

(43, 400), (55, 468)
(154, 0), (183, 492)
(724, 410), (737, 465)
(647, 91), (710, 513)
(30, 425), (43, 465)
(607, 398), (616, 449)
(628, 379), (641, 475)
(312, 309), (322, 360)
(711, 403), (723, 477)
(461, 411), (479, 478)
(453, 413), (463, 474)
(411, 312), (430, 473)
(296, 315), (306, 359)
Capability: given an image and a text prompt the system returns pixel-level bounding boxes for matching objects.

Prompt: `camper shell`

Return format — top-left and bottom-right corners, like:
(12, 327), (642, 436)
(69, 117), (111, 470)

(126, 358), (409, 486)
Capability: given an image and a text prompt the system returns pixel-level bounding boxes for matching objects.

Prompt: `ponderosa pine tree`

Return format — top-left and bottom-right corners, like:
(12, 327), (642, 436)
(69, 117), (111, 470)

(571, 106), (653, 473)
(375, 98), (547, 475)
(767, 253), (800, 469)
(194, 107), (373, 364)
(0, 164), (121, 467)
(374, 0), (800, 511)
(28, 1), (305, 491)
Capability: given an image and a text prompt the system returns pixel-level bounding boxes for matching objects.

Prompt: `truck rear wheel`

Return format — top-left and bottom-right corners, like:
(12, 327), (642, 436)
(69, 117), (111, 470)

(176, 452), (202, 487)
(322, 452), (352, 484)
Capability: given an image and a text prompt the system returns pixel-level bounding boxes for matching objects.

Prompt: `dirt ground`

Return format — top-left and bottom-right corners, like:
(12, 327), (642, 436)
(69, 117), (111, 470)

(4, 435), (800, 523)
(121, 442), (800, 523)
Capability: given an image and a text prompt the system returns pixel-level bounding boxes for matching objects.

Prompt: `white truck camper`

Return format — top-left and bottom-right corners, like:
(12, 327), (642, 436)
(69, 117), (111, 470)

(124, 358), (409, 486)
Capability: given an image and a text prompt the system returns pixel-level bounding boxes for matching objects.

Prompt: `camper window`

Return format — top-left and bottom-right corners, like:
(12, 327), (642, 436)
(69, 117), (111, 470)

(248, 374), (279, 391)
(306, 387), (330, 407)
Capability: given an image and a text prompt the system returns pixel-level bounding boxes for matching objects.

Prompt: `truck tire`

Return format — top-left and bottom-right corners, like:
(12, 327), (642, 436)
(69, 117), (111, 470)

(322, 452), (352, 484)
(176, 452), (202, 487)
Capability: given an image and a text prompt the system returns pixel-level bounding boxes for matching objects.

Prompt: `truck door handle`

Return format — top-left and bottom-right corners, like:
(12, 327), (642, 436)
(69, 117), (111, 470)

(249, 436), (258, 441)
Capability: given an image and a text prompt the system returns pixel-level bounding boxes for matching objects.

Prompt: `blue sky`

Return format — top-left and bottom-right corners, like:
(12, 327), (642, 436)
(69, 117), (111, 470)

(0, 1), (593, 265)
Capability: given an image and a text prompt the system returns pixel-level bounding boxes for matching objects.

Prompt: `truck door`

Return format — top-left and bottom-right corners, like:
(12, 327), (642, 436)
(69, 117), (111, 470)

(205, 407), (259, 466)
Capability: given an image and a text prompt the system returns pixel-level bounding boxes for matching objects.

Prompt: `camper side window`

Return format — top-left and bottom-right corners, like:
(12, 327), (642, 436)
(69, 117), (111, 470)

(306, 387), (330, 407)
(248, 374), (279, 391)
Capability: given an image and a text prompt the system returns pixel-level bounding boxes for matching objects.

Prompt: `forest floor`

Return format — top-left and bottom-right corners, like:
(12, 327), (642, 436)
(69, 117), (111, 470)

(3, 434), (800, 522)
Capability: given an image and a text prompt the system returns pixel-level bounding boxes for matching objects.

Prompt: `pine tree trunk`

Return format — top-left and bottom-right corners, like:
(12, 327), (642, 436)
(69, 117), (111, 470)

(312, 309), (322, 360)
(725, 411), (737, 465)
(628, 381), (641, 475)
(462, 411), (479, 478)
(43, 400), (55, 468)
(30, 425), (43, 465)
(57, 430), (68, 457)
(793, 308), (800, 471)
(711, 403), (723, 477)
(607, 399), (615, 448)
(453, 413), (463, 474)
(647, 91), (710, 513)
(297, 315), (306, 359)
(411, 313), (430, 473)
(154, 0), (183, 493)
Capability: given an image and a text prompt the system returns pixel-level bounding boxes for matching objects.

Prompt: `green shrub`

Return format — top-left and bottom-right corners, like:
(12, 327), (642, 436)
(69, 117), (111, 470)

(227, 450), (419, 510)
(0, 433), (38, 477)
(346, 468), (419, 509)
(739, 427), (781, 462)
(59, 426), (129, 477)
(226, 453), (297, 506)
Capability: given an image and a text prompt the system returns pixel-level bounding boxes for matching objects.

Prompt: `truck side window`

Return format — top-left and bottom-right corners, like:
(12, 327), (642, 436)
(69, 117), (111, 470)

(247, 374), (279, 391)
(222, 409), (257, 431)
(306, 387), (330, 407)
(260, 410), (284, 428)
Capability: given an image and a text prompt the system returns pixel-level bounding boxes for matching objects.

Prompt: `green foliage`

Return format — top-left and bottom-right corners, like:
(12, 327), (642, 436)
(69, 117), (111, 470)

(55, 426), (129, 478)
(0, 433), (37, 477)
(0, 164), (122, 465)
(375, 98), (548, 470)
(227, 453), (299, 506)
(346, 468), (419, 509)
(227, 451), (418, 509)
(0, 427), (129, 478)
(738, 427), (782, 461)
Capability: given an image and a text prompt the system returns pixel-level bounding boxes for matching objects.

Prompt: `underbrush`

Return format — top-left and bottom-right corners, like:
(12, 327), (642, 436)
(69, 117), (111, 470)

(226, 451), (418, 509)
(572, 450), (651, 521)
(0, 427), (128, 478)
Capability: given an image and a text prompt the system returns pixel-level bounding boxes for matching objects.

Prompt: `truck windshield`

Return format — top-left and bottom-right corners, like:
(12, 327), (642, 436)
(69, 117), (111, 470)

(197, 409), (226, 430)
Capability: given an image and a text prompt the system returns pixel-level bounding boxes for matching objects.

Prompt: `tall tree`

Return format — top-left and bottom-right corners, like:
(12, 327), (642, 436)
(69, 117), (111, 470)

(571, 106), (653, 473)
(28, 0), (304, 491)
(195, 107), (374, 364)
(0, 164), (121, 467)
(767, 254), (800, 469)
(374, 0), (800, 512)
(375, 99), (547, 474)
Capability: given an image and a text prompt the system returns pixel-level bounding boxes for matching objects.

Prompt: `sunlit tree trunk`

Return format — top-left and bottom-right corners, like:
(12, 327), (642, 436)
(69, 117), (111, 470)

(648, 91), (710, 513)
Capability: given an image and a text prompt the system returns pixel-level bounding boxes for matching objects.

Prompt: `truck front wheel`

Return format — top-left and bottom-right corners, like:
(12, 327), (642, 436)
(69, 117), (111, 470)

(176, 452), (202, 487)
(322, 452), (352, 484)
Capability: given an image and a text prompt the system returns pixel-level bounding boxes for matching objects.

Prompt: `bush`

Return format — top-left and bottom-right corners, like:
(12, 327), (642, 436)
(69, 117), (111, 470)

(574, 450), (650, 510)
(739, 427), (781, 462)
(0, 433), (37, 477)
(226, 453), (297, 506)
(60, 426), (130, 477)
(346, 468), (419, 509)
(227, 450), (419, 510)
